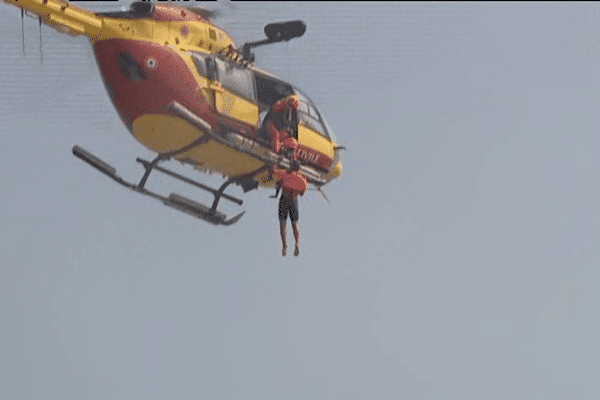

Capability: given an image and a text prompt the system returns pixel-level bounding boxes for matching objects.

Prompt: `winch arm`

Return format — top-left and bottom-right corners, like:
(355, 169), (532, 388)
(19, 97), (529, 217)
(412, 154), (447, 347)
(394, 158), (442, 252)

(241, 20), (306, 61)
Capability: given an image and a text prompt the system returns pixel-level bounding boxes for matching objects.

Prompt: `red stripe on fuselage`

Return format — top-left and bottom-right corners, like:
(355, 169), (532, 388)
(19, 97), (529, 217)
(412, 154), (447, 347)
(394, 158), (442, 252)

(93, 39), (256, 138)
(93, 39), (215, 131)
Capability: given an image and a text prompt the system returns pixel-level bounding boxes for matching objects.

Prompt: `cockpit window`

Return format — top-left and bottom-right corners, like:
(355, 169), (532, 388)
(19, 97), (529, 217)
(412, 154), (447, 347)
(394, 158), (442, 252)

(190, 52), (208, 78)
(214, 58), (256, 102)
(321, 114), (338, 143)
(299, 113), (328, 138)
(189, 51), (218, 81)
(294, 89), (331, 140)
(296, 100), (309, 115)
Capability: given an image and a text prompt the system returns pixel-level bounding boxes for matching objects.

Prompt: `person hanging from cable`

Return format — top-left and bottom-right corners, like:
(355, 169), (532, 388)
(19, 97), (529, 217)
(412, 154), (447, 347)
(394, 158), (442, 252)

(268, 159), (308, 257)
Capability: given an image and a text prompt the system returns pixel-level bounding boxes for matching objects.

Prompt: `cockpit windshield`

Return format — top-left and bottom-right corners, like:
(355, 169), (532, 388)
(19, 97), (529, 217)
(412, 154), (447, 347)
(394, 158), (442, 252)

(293, 88), (333, 141)
(187, 55), (336, 142)
(320, 114), (338, 143)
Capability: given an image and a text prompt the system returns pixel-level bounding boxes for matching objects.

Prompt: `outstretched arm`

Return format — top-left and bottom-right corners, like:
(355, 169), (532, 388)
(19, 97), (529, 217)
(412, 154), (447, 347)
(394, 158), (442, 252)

(269, 182), (282, 198)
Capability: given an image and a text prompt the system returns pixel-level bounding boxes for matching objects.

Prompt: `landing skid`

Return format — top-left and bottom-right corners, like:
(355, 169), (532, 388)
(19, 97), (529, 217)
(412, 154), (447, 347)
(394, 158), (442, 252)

(72, 145), (246, 226)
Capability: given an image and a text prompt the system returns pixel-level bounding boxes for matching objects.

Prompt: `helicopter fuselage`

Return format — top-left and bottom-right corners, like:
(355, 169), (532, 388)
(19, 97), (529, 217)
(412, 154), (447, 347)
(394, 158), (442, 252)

(3, 0), (343, 185)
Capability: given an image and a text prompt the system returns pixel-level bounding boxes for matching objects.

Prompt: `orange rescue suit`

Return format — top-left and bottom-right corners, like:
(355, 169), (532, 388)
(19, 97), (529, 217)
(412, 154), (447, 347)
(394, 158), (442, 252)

(265, 96), (300, 156)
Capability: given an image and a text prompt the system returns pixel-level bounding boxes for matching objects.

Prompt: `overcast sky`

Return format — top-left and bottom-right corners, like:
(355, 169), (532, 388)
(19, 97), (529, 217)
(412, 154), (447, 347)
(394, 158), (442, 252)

(1, 1), (599, 399)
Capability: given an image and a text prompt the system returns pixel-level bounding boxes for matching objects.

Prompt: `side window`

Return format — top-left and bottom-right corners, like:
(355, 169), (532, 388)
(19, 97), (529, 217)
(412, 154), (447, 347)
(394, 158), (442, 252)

(191, 54), (208, 77)
(299, 113), (328, 139)
(215, 58), (256, 102)
(297, 100), (328, 139)
(307, 103), (319, 118)
(297, 100), (309, 115)
(294, 89), (331, 140)
(190, 52), (216, 81)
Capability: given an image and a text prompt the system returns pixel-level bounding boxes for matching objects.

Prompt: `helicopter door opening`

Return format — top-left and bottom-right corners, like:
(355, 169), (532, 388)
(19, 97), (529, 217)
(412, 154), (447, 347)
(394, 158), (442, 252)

(210, 58), (259, 127)
(253, 72), (294, 141)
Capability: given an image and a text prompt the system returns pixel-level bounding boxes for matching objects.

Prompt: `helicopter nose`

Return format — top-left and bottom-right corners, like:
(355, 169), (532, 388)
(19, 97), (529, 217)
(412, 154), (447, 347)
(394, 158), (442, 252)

(94, 38), (215, 141)
(324, 160), (343, 183)
(332, 161), (343, 177)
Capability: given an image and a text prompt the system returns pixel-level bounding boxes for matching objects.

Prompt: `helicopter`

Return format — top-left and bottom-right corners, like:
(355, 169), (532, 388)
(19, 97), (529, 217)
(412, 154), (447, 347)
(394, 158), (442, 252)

(1, 0), (344, 226)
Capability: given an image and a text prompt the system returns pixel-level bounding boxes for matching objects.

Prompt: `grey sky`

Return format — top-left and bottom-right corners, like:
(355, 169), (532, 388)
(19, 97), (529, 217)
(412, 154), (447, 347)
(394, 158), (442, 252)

(1, 1), (599, 399)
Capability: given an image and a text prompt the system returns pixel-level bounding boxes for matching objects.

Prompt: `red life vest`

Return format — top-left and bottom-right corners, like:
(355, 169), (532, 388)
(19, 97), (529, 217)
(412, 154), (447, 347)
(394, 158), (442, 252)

(272, 169), (307, 196)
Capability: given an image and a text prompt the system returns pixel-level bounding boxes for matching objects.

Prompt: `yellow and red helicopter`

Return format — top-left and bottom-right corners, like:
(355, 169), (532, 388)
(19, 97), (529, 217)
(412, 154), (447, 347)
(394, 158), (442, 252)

(2, 0), (344, 225)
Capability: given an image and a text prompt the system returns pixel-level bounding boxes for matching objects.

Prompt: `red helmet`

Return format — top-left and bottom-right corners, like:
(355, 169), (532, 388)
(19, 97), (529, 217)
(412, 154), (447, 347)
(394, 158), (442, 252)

(272, 94), (299, 113)
(287, 96), (299, 110)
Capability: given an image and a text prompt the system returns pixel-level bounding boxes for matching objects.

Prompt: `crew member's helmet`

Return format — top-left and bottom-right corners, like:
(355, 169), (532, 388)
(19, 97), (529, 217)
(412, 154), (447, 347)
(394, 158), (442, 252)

(273, 94), (300, 113)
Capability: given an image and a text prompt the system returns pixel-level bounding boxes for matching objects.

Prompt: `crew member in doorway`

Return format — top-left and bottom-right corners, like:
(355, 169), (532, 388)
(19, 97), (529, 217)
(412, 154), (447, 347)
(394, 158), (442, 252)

(263, 94), (300, 157)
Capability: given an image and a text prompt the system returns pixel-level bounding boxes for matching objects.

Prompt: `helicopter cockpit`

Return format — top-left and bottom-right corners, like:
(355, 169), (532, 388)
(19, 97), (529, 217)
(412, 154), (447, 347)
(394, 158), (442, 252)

(252, 70), (335, 144)
(292, 88), (336, 142)
(188, 50), (335, 144)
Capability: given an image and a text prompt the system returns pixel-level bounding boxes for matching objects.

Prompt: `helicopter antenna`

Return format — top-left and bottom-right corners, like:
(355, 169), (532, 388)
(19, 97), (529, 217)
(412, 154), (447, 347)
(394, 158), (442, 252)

(307, 186), (330, 203)
(39, 16), (43, 64)
(21, 9), (25, 57)
(318, 187), (330, 203)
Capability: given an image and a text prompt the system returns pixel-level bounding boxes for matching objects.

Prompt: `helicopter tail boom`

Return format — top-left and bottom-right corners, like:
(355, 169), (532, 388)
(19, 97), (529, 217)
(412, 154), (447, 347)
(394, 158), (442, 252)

(3, 0), (102, 37)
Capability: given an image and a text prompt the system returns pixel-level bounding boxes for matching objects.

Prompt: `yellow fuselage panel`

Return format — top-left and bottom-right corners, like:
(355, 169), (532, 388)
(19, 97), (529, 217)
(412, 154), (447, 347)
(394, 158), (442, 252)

(131, 115), (205, 153)
(3, 0), (102, 37)
(298, 125), (334, 159)
(131, 114), (264, 178)
(170, 21), (206, 49)
(214, 89), (259, 127)
(96, 19), (232, 51)
(324, 160), (343, 182)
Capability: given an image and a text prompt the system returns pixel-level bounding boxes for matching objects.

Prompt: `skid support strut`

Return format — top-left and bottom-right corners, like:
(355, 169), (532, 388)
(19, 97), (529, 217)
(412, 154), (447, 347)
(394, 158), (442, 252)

(209, 166), (267, 215)
(72, 144), (246, 226)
